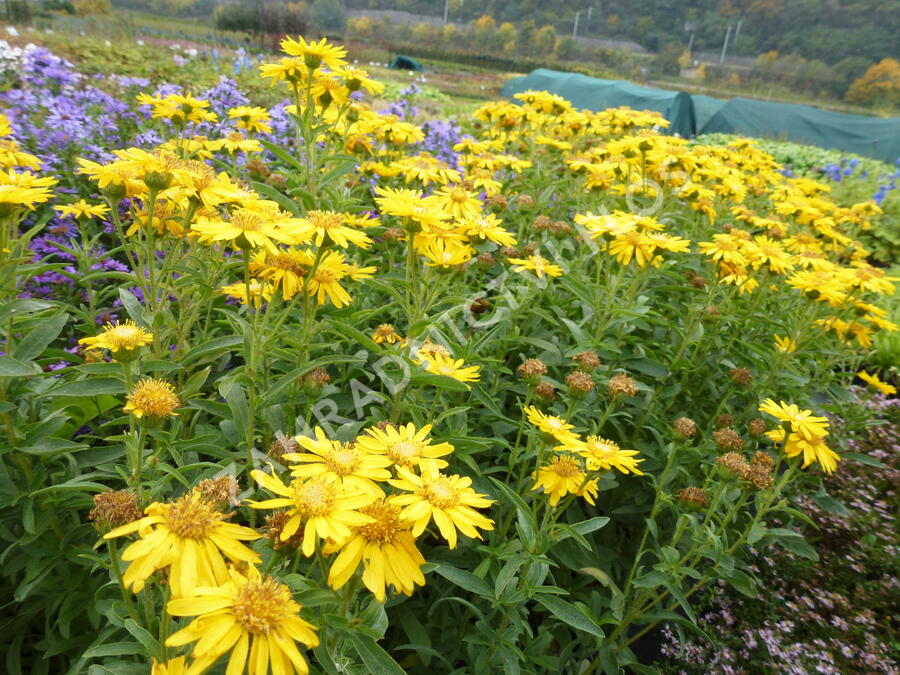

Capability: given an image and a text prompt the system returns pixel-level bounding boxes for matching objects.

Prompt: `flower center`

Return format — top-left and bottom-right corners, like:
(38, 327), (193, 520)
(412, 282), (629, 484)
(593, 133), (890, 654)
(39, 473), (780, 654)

(390, 441), (419, 462)
(232, 210), (264, 232)
(358, 501), (404, 544)
(268, 254), (306, 275)
(423, 477), (458, 509)
(325, 446), (359, 475)
(307, 210), (343, 231)
(295, 481), (335, 516)
(450, 188), (468, 203)
(163, 495), (223, 539)
(232, 578), (290, 634)
(551, 457), (581, 478)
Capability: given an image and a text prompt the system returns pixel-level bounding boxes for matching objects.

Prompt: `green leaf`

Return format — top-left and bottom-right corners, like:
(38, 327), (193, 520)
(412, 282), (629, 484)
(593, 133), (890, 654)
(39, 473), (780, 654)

(81, 642), (142, 658)
(51, 378), (125, 397)
(434, 564), (492, 598)
(13, 312), (68, 361)
(0, 356), (36, 377)
(250, 180), (301, 215)
(488, 477), (536, 550)
(409, 372), (471, 392)
(123, 619), (162, 661)
(219, 379), (248, 450)
(346, 631), (407, 675)
(571, 516), (610, 535)
(117, 288), (146, 324)
(180, 335), (241, 365)
(843, 452), (885, 468)
(534, 594), (605, 638)
(811, 494), (849, 517)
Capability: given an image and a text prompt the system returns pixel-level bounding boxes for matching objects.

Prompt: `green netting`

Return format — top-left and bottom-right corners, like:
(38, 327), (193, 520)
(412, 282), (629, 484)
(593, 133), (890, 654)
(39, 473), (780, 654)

(691, 94), (726, 129)
(500, 69), (697, 138)
(389, 55), (424, 71)
(699, 97), (900, 163)
(502, 69), (900, 162)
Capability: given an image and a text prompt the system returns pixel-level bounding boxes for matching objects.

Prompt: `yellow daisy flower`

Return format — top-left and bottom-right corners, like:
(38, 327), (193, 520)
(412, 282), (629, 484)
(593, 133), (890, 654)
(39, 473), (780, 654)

(326, 497), (426, 603)
(227, 105), (272, 134)
(166, 564), (318, 675)
(774, 335), (797, 354)
(354, 422), (453, 471)
(417, 352), (481, 387)
(857, 370), (897, 396)
(508, 254), (563, 279)
(388, 463), (494, 549)
(766, 427), (840, 474)
(430, 185), (483, 220)
(54, 199), (109, 219)
(532, 456), (598, 506)
(561, 435), (645, 475)
(280, 36), (348, 70)
(123, 378), (180, 419)
(79, 320), (153, 354)
(460, 213), (517, 247)
(758, 399), (829, 441)
(284, 426), (392, 492)
(221, 279), (275, 307)
(249, 248), (313, 300)
(151, 657), (187, 675)
(103, 492), (261, 597)
(523, 405), (579, 444)
(293, 210), (371, 249)
(248, 470), (376, 557)
(371, 323), (405, 345)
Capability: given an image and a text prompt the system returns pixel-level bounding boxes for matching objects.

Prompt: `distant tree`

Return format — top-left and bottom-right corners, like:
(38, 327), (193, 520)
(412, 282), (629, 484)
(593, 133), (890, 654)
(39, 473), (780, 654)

(310, 0), (346, 33)
(74, 0), (110, 12)
(534, 24), (556, 55)
(496, 21), (517, 51)
(654, 43), (684, 76)
(831, 56), (871, 97)
(846, 58), (900, 107)
(346, 16), (375, 39)
(554, 36), (578, 60)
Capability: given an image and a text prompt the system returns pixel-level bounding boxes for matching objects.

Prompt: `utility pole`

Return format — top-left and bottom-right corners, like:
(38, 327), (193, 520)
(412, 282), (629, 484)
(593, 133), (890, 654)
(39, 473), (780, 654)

(733, 18), (743, 51)
(719, 24), (732, 65)
(585, 6), (592, 33)
(443, 0), (449, 25)
(573, 11), (580, 38)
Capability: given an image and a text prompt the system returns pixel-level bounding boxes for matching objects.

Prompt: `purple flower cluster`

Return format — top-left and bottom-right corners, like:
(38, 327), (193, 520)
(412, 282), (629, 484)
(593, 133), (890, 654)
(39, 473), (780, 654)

(821, 157), (900, 206)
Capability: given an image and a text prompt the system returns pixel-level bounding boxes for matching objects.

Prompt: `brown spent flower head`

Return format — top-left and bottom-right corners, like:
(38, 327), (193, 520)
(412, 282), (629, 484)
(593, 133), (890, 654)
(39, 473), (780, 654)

(566, 370), (595, 395)
(550, 220), (572, 235)
(688, 273), (708, 289)
(267, 434), (301, 460)
(264, 511), (305, 551)
(713, 427), (745, 451)
(470, 297), (490, 315)
(675, 486), (709, 508)
(704, 305), (720, 318)
(522, 243), (538, 256)
(516, 194), (535, 208)
(744, 459), (773, 490)
(518, 358), (548, 381)
(672, 417), (698, 438)
(716, 413), (735, 428)
(374, 420), (398, 432)
(608, 373), (639, 399)
(717, 451), (749, 477)
(531, 215), (551, 232)
(475, 252), (495, 267)
(747, 418), (767, 436)
(89, 490), (142, 531)
(487, 194), (509, 209)
(751, 451), (773, 469)
(534, 381), (557, 401)
(572, 351), (602, 372)
(499, 246), (520, 259)
(729, 367), (753, 385)
(383, 227), (405, 242)
(196, 476), (240, 507)
(302, 367), (331, 387)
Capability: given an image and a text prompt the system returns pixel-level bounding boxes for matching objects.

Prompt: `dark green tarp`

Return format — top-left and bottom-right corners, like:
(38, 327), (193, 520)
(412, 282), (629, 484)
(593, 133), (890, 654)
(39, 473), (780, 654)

(699, 97), (900, 163)
(691, 94), (726, 129)
(500, 68), (697, 137)
(389, 55), (424, 72)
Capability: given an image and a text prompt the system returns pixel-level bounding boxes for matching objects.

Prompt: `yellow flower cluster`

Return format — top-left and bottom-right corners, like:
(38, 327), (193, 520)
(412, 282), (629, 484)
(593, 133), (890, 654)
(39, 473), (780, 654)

(758, 399), (839, 473)
(525, 406), (644, 506)
(250, 422), (493, 600)
(0, 115), (55, 215)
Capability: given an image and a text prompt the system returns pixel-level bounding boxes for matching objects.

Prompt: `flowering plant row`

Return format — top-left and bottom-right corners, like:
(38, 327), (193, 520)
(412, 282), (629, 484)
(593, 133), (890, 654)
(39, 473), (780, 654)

(1, 35), (896, 674)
